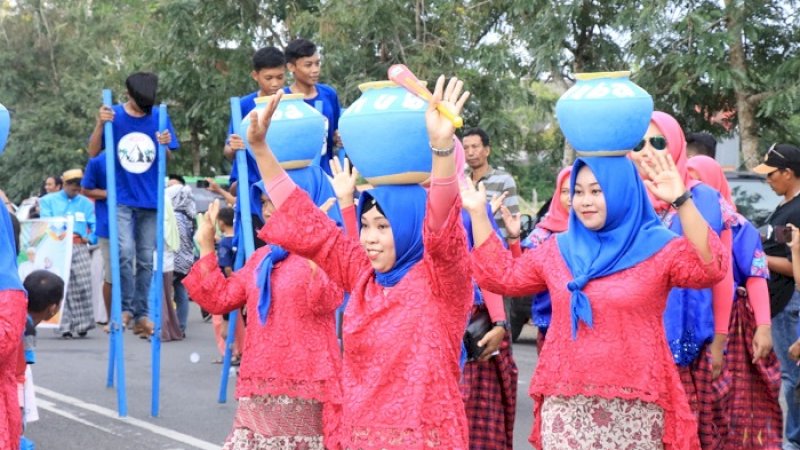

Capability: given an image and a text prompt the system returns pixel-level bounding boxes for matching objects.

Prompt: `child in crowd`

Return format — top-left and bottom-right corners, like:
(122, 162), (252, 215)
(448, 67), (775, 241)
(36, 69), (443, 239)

(212, 207), (244, 364)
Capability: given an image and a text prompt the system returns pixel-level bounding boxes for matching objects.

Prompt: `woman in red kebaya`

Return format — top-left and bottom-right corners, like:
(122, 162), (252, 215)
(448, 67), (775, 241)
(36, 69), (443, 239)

(247, 78), (473, 449)
(184, 163), (344, 449)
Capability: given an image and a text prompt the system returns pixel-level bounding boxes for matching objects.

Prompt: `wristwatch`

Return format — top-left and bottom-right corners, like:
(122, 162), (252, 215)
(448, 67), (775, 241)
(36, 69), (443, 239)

(671, 191), (693, 209)
(492, 320), (509, 329)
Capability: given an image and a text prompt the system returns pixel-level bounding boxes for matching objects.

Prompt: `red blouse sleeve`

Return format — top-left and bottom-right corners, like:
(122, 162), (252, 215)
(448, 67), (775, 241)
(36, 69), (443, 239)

(509, 240), (522, 258)
(745, 276), (772, 326)
(483, 290), (506, 322)
(666, 228), (729, 289)
(183, 252), (250, 314)
(0, 290), (26, 358)
(261, 187), (370, 293)
(305, 261), (345, 315)
(711, 228), (735, 333)
(471, 234), (548, 297)
(341, 204), (358, 238)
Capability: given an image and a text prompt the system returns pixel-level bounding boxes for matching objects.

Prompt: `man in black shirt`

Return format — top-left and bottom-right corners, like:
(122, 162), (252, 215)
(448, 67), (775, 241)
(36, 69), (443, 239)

(753, 143), (800, 449)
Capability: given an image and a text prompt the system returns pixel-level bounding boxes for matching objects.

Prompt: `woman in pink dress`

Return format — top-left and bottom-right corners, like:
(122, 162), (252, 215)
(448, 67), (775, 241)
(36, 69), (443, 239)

(184, 167), (344, 449)
(465, 147), (728, 448)
(246, 78), (473, 449)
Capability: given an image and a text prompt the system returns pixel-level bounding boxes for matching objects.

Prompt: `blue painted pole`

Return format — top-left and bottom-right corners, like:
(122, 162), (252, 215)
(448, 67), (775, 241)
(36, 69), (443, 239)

(103, 89), (127, 417)
(150, 104), (167, 417)
(218, 97), (256, 403)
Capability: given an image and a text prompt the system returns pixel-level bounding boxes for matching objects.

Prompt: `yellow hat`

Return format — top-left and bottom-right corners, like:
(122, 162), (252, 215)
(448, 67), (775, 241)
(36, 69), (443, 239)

(62, 168), (83, 182)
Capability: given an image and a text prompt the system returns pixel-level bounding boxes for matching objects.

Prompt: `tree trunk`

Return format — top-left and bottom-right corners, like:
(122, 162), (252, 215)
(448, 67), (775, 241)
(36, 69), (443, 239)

(551, 68), (574, 166)
(725, 0), (759, 168)
(191, 127), (201, 175)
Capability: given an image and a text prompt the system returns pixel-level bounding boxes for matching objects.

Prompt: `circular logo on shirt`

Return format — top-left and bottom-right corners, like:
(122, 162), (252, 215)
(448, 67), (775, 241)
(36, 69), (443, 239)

(117, 132), (156, 174)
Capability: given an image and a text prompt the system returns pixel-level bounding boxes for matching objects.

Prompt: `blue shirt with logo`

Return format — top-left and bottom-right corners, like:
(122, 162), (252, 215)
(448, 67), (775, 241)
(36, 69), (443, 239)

(81, 152), (108, 239)
(97, 104), (179, 209)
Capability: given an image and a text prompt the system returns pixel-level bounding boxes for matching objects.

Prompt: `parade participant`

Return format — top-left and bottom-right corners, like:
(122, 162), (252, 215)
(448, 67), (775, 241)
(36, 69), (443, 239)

(81, 152), (111, 331)
(629, 111), (736, 449)
(225, 46), (287, 193)
(252, 76), (473, 448)
(166, 176), (196, 333)
(283, 38), (342, 176)
(0, 202), (27, 450)
(505, 167), (572, 348)
(184, 168), (344, 449)
(468, 146), (727, 449)
(688, 154), (782, 449)
(210, 206), (245, 365)
(39, 168), (96, 338)
(87, 71), (179, 337)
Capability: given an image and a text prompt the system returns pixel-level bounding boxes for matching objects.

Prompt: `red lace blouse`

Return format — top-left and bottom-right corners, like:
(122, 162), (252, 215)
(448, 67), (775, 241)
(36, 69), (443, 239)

(0, 290), (26, 450)
(262, 188), (473, 450)
(471, 231), (728, 450)
(183, 247), (343, 414)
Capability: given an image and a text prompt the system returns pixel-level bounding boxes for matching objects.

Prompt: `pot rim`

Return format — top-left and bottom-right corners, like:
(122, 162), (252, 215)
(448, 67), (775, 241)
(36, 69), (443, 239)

(574, 71), (631, 81)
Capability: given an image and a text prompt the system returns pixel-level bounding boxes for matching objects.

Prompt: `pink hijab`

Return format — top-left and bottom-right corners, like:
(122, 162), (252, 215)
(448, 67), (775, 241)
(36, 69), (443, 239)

(648, 111), (701, 212)
(537, 166), (572, 233)
(687, 155), (735, 211)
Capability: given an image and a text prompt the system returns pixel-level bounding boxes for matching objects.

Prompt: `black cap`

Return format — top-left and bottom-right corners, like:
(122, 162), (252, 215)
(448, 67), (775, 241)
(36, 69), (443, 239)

(753, 144), (800, 174)
(125, 72), (158, 115)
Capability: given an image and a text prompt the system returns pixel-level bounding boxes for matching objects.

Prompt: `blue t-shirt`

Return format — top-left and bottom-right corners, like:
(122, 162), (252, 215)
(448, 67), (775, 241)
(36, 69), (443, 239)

(283, 83), (341, 171)
(217, 235), (236, 273)
(228, 91), (261, 188)
(98, 104), (179, 209)
(81, 152), (108, 239)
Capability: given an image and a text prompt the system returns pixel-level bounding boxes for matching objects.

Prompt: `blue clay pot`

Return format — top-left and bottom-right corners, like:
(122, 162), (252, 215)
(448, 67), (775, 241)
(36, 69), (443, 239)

(240, 94), (327, 169)
(0, 103), (9, 155)
(556, 71), (653, 154)
(339, 81), (430, 185)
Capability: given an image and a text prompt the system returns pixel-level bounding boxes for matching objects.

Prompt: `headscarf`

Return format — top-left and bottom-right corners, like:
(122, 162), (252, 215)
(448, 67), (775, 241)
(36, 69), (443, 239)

(1, 205), (23, 291)
(252, 165), (343, 326)
(646, 111), (701, 211)
(557, 156), (677, 338)
(357, 184), (427, 288)
(166, 183), (197, 217)
(537, 167), (572, 233)
(687, 155), (734, 211)
(125, 72), (158, 115)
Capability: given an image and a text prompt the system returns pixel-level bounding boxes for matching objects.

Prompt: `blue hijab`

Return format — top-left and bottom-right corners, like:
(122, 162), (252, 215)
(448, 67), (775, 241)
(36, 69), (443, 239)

(357, 184), (427, 288)
(1, 206), (22, 291)
(252, 165), (343, 326)
(557, 156), (677, 338)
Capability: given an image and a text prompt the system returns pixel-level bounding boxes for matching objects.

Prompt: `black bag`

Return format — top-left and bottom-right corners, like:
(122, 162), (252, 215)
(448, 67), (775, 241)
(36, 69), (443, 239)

(463, 307), (492, 361)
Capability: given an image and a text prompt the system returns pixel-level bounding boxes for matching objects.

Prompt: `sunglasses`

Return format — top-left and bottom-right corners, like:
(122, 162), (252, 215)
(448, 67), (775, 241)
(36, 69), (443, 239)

(767, 143), (787, 160)
(633, 136), (667, 152)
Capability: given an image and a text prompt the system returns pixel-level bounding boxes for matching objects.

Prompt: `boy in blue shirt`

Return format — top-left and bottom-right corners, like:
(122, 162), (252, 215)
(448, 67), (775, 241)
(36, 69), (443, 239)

(86, 72), (179, 337)
(283, 38), (342, 176)
(225, 46), (287, 194)
(39, 169), (96, 338)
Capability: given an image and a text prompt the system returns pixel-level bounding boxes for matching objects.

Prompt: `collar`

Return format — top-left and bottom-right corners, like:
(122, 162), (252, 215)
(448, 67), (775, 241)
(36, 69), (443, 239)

(468, 165), (495, 183)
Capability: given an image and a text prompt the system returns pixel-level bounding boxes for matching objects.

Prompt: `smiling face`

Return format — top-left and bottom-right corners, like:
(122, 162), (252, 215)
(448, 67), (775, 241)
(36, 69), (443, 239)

(628, 122), (667, 179)
(572, 165), (607, 230)
(288, 53), (321, 87)
(44, 177), (60, 193)
(359, 206), (396, 273)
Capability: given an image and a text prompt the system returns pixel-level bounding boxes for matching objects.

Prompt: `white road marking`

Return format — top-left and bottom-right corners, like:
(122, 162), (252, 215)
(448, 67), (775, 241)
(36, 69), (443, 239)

(36, 398), (120, 436)
(35, 386), (220, 450)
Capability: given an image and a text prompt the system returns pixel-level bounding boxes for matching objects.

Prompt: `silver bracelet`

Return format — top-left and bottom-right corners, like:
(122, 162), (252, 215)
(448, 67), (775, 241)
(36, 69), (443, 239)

(430, 142), (455, 157)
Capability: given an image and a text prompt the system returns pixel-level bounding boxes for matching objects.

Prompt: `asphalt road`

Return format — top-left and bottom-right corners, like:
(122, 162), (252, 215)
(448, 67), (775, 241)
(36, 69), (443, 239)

(25, 303), (539, 449)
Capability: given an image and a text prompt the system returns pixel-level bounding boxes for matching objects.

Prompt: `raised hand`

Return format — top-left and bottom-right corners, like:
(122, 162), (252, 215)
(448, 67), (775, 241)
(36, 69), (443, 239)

(329, 156), (359, 207)
(500, 205), (521, 240)
(246, 92), (282, 150)
(426, 75), (470, 149)
(196, 199), (220, 255)
(490, 191), (508, 214)
(461, 180), (488, 215)
(641, 149), (687, 206)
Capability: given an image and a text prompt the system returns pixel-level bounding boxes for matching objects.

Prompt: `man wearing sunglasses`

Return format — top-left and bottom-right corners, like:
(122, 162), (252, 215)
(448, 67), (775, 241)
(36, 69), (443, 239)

(753, 143), (800, 450)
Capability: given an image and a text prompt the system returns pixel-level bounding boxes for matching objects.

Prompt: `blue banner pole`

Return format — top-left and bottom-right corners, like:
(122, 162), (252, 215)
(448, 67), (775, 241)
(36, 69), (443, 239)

(150, 104), (167, 417)
(218, 97), (256, 403)
(103, 89), (127, 417)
